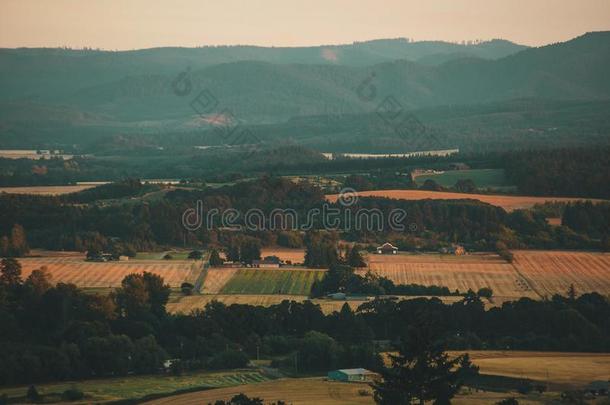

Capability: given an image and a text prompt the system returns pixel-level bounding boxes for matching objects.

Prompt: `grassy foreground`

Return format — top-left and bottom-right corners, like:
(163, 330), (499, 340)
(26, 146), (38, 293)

(143, 377), (553, 405)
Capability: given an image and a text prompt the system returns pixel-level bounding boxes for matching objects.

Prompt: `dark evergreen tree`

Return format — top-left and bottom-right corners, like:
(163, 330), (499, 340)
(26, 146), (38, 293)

(209, 249), (224, 266)
(372, 321), (478, 405)
(0, 258), (22, 286)
(347, 246), (367, 267)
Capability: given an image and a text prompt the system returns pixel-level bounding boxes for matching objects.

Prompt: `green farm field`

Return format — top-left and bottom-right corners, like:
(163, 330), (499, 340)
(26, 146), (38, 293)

(219, 268), (325, 295)
(414, 169), (514, 190)
(0, 370), (271, 403)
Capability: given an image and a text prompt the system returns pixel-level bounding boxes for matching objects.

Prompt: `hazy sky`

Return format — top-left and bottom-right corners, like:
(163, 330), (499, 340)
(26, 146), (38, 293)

(1, 0), (609, 49)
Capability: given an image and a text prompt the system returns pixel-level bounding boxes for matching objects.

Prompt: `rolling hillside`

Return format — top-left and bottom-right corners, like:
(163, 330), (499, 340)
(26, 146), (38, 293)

(0, 32), (609, 151)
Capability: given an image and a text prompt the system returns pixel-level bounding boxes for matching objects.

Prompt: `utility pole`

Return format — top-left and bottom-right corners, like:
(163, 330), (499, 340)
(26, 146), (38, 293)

(256, 344), (260, 361)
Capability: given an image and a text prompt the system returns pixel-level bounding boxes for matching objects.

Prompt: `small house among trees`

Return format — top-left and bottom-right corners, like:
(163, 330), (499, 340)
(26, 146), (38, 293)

(439, 244), (466, 255)
(376, 242), (398, 255)
(252, 256), (281, 268)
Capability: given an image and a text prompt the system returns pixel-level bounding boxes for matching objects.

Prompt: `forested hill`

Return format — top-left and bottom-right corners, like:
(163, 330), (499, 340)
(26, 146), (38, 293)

(0, 32), (609, 151)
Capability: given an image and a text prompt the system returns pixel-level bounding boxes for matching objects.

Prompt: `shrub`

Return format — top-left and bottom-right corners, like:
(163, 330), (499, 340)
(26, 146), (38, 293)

(477, 287), (493, 300)
(516, 379), (533, 394)
(188, 250), (203, 260)
(213, 394), (264, 405)
(26, 385), (40, 402)
(62, 388), (84, 401)
(181, 282), (195, 295)
(496, 398), (519, 405)
(209, 249), (224, 266)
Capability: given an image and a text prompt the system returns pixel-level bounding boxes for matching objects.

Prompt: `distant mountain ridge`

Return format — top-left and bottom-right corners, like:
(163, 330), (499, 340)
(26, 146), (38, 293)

(0, 37), (525, 102)
(0, 32), (609, 152)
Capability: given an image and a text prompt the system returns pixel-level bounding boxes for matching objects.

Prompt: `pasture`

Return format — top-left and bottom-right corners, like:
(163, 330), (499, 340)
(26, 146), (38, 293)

(366, 251), (610, 300)
(17, 257), (202, 288)
(412, 168), (513, 190)
(451, 351), (610, 388)
(219, 268), (325, 295)
(0, 370), (270, 403)
(145, 378), (376, 405)
(148, 351), (610, 404)
(143, 376), (551, 405)
(326, 189), (605, 212)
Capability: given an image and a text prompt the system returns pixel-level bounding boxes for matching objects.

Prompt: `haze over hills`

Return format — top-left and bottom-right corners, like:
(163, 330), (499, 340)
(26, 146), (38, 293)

(0, 32), (609, 152)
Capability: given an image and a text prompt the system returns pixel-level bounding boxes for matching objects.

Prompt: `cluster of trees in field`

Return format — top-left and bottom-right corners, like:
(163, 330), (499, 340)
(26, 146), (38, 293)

(223, 235), (262, 265)
(562, 201), (610, 242)
(2, 257), (609, 386)
(0, 224), (29, 257)
(310, 263), (464, 298)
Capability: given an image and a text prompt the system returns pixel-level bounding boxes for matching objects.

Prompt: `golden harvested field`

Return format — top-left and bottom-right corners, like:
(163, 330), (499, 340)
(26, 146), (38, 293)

(0, 184), (97, 195)
(450, 351), (610, 387)
(261, 247), (306, 263)
(326, 189), (604, 212)
(201, 268), (240, 293)
(512, 250), (610, 297)
(144, 377), (546, 405)
(17, 257), (202, 288)
(365, 253), (538, 301)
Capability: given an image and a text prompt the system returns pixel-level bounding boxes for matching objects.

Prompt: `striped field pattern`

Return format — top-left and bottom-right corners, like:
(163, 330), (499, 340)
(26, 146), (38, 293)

(219, 268), (325, 295)
(512, 250), (610, 297)
(0, 370), (271, 403)
(17, 257), (202, 288)
(365, 253), (537, 300)
(201, 268), (240, 294)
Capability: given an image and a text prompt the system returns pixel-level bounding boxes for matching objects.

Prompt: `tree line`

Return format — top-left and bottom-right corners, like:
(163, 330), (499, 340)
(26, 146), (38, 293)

(1, 176), (608, 259)
(1, 258), (608, 386)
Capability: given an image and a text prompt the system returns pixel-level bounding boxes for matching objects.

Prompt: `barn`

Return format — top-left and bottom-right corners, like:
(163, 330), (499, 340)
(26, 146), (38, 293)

(327, 368), (378, 382)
